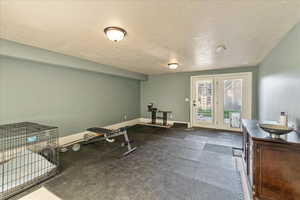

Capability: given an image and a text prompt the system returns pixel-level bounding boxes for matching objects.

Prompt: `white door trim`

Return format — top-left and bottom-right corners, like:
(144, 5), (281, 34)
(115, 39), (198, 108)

(190, 72), (252, 131)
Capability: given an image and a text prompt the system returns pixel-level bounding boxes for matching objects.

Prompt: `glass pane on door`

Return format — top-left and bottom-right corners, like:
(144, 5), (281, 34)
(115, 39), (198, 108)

(223, 79), (242, 128)
(196, 80), (213, 123)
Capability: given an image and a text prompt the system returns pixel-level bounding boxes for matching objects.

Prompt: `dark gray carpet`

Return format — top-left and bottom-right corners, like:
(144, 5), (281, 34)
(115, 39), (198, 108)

(16, 125), (244, 200)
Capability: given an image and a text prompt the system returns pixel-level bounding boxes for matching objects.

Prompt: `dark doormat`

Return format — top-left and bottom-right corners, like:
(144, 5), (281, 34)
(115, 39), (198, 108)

(203, 143), (233, 155)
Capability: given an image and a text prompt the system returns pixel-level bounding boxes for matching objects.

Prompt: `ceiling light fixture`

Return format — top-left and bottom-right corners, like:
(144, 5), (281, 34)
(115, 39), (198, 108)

(216, 45), (227, 53)
(104, 26), (127, 42)
(168, 63), (179, 69)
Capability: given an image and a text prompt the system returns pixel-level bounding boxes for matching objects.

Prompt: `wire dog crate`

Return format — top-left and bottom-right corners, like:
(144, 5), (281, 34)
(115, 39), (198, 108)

(0, 122), (59, 200)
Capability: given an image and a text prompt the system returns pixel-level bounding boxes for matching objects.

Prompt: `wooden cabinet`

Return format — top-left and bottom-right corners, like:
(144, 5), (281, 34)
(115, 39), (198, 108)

(242, 120), (300, 200)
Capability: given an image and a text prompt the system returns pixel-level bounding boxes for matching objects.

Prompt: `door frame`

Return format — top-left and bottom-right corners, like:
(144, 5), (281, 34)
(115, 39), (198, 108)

(190, 72), (252, 131)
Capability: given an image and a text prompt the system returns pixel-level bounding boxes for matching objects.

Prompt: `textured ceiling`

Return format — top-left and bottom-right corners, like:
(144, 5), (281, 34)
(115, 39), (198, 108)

(1, 0), (300, 75)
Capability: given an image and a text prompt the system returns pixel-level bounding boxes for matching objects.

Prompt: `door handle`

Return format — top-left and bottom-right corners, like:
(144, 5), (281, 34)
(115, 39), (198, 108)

(193, 100), (197, 107)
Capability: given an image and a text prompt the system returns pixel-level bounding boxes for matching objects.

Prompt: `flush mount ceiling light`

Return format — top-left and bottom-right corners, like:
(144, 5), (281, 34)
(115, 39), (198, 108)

(168, 63), (179, 69)
(104, 27), (127, 42)
(216, 45), (227, 53)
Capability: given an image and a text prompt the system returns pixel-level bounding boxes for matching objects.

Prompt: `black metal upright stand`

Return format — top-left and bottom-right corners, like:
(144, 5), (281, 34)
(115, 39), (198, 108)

(151, 110), (157, 124)
(147, 103), (172, 127)
(162, 112), (168, 126)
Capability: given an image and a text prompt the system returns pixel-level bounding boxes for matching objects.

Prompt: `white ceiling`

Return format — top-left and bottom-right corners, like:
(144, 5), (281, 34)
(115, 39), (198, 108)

(1, 0), (300, 75)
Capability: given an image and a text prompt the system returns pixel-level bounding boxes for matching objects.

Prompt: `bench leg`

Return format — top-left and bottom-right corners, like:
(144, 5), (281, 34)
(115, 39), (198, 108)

(123, 131), (137, 156)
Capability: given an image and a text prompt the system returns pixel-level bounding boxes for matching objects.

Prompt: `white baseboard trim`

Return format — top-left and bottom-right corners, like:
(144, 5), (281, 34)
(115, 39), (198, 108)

(59, 131), (90, 146)
(58, 118), (191, 147)
(236, 157), (252, 200)
(59, 118), (140, 147)
(104, 118), (141, 130)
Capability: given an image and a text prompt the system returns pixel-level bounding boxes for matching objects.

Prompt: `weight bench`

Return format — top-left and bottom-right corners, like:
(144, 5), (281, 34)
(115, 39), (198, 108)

(86, 126), (137, 156)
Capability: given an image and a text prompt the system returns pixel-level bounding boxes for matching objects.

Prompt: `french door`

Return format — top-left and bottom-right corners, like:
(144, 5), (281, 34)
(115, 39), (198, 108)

(190, 73), (252, 131)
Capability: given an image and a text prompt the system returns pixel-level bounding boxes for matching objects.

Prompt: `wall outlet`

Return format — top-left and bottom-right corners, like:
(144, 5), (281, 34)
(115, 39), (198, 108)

(289, 121), (296, 129)
(185, 98), (189, 102)
(170, 114), (173, 119)
(124, 115), (127, 120)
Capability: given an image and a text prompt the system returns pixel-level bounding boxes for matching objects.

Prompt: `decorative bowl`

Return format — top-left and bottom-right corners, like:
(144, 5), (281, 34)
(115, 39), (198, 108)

(259, 123), (294, 138)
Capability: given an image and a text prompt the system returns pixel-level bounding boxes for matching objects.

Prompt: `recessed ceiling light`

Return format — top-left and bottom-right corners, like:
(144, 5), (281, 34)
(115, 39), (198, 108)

(168, 63), (179, 69)
(216, 45), (227, 53)
(104, 27), (127, 42)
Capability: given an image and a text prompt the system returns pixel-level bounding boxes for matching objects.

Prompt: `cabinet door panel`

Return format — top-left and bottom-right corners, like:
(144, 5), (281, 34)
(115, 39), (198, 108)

(256, 144), (300, 200)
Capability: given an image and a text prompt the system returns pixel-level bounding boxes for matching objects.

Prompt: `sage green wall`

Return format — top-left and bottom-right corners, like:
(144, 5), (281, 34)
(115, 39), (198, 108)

(141, 66), (258, 122)
(0, 39), (147, 81)
(259, 22), (300, 130)
(0, 56), (140, 137)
